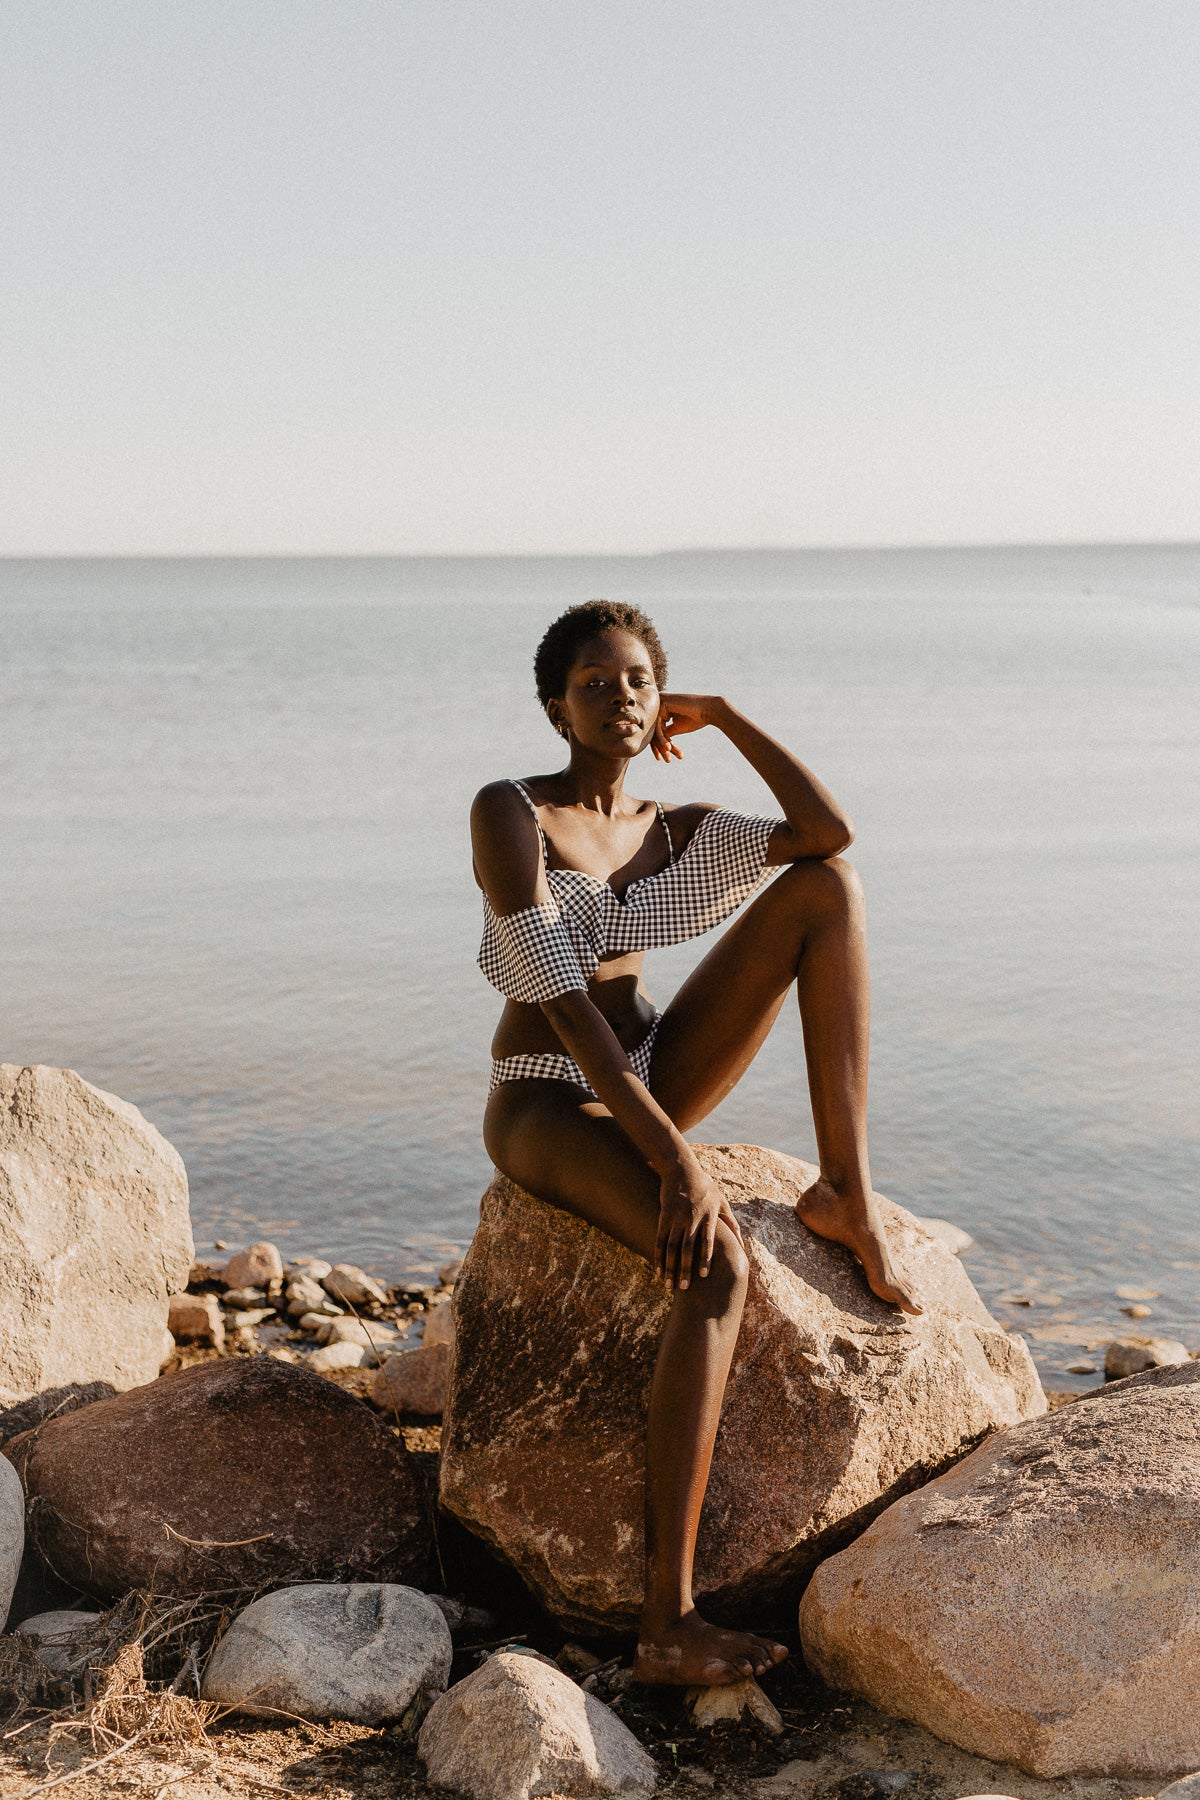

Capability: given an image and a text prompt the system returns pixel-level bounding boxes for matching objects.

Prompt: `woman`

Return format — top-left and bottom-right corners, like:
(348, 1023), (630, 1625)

(471, 599), (919, 1690)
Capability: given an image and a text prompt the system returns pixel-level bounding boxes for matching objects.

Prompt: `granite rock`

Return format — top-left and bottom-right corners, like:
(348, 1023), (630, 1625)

(168, 1292), (225, 1349)
(308, 1341), (370, 1373)
(800, 1361), (1200, 1778)
(1105, 1336), (1189, 1379)
(441, 1144), (1043, 1629)
(0, 1453), (24, 1627)
(418, 1650), (656, 1800)
(202, 1582), (451, 1722)
(0, 1064), (193, 1405)
(5, 1355), (432, 1598)
(15, 1608), (103, 1673)
(221, 1242), (284, 1290)
(322, 1264), (389, 1307)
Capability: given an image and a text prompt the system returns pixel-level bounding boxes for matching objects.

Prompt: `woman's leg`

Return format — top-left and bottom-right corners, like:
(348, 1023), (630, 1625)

(650, 856), (921, 1314)
(485, 1079), (787, 1683)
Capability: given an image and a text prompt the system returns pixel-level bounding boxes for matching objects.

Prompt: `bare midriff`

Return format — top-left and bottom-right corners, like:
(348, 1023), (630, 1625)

(489, 953), (656, 1061)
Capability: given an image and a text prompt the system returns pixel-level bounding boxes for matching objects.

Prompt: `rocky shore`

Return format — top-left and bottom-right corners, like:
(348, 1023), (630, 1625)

(3, 1061), (1200, 1800)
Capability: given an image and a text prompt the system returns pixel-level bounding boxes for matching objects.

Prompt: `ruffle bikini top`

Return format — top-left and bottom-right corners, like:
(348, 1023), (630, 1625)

(478, 779), (780, 1004)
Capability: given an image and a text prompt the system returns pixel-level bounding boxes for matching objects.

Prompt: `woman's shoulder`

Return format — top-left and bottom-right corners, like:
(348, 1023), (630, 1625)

(659, 799), (719, 858)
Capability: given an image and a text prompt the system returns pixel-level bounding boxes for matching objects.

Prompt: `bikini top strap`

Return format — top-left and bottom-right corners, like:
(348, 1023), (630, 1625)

(655, 800), (675, 863)
(510, 780), (551, 866)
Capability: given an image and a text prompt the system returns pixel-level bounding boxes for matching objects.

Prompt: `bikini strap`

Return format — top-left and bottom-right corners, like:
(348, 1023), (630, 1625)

(510, 780), (551, 866)
(655, 800), (675, 864)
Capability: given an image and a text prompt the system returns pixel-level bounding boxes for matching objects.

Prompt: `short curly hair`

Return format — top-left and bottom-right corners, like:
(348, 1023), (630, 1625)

(533, 600), (668, 711)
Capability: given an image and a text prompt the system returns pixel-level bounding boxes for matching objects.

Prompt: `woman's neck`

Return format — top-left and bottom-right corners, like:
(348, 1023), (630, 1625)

(556, 748), (635, 816)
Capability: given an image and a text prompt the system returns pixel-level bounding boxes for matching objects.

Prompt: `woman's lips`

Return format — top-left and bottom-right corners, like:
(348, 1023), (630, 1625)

(608, 718), (641, 732)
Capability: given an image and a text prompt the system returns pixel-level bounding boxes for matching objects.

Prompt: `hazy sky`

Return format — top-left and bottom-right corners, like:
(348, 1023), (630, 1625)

(3, 1), (1197, 554)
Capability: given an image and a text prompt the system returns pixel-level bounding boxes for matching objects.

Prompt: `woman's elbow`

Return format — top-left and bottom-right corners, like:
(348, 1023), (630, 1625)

(805, 814), (854, 859)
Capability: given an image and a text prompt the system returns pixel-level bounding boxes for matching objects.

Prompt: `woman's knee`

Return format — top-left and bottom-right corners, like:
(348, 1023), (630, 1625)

(703, 1224), (750, 1304)
(775, 852), (864, 921)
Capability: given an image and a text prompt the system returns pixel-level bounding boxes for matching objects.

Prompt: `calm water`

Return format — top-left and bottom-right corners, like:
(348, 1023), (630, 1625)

(2, 548), (1197, 1387)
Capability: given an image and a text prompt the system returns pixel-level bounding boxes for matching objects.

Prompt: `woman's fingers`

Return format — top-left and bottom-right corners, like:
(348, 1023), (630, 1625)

(718, 1200), (744, 1245)
(698, 1211), (717, 1280)
(654, 1209), (671, 1281)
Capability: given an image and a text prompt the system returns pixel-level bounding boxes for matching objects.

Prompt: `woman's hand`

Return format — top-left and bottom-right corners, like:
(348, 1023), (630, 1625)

(652, 692), (726, 763)
(655, 1153), (744, 1290)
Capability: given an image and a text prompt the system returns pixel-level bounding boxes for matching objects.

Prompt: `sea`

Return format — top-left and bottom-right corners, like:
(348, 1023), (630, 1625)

(2, 546), (1197, 1389)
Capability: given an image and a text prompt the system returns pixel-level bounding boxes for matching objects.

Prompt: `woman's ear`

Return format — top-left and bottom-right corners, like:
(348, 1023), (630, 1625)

(546, 702), (567, 738)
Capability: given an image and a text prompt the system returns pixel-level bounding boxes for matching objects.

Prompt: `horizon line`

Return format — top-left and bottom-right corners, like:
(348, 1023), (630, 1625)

(2, 537), (1198, 562)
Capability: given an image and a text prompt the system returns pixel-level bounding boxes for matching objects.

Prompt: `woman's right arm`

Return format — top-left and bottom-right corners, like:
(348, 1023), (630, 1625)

(470, 784), (738, 1287)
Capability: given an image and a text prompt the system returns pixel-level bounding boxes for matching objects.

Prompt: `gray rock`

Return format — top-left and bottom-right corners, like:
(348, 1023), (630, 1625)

(0, 1454), (24, 1627)
(0, 1064), (193, 1406)
(202, 1582), (451, 1723)
(322, 1264), (389, 1307)
(1159, 1777), (1200, 1800)
(290, 1256), (333, 1282)
(222, 1286), (268, 1310)
(317, 1317), (401, 1349)
(308, 1341), (370, 1373)
(15, 1609), (103, 1673)
(1105, 1336), (1190, 1379)
(286, 1274), (329, 1317)
(222, 1242), (283, 1290)
(418, 1650), (656, 1800)
(439, 1258), (465, 1286)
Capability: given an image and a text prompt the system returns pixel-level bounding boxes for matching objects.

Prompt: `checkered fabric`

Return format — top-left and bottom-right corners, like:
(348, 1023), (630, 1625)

(478, 782), (781, 1005)
(489, 1010), (661, 1096)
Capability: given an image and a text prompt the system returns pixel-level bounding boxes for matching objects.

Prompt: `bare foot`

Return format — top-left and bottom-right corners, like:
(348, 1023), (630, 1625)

(796, 1177), (923, 1314)
(633, 1609), (788, 1686)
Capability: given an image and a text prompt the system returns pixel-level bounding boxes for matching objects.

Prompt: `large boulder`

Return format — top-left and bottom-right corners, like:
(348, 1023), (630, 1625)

(6, 1356), (433, 1598)
(201, 1582), (452, 1722)
(0, 1064), (193, 1406)
(799, 1361), (1200, 1779)
(418, 1651), (657, 1800)
(440, 1144), (1043, 1631)
(0, 1453), (24, 1626)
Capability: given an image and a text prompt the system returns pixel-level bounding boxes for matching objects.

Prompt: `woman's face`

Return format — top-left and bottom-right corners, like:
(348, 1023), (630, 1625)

(550, 628), (661, 758)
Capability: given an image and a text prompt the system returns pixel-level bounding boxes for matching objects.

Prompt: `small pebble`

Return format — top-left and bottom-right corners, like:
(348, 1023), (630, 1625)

(168, 1292), (225, 1350)
(318, 1316), (402, 1349)
(222, 1287), (267, 1310)
(213, 1240), (228, 1251)
(308, 1340), (370, 1373)
(1066, 1362), (1097, 1375)
(290, 1256), (333, 1281)
(1105, 1336), (1189, 1380)
(322, 1263), (390, 1307)
(1121, 1303), (1152, 1319)
(222, 1241), (284, 1290)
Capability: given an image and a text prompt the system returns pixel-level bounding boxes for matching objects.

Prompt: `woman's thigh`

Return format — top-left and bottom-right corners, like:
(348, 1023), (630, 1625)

(649, 858), (858, 1131)
(484, 1078), (662, 1262)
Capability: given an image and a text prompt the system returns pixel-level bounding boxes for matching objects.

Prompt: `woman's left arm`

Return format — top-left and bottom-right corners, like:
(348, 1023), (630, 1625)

(656, 694), (853, 862)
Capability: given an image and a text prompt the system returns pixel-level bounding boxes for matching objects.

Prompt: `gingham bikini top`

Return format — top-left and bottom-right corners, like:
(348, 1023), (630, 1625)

(478, 779), (780, 1004)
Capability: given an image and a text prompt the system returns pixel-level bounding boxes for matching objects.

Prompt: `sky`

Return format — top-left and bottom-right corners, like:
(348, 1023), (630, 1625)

(2, 1), (1197, 555)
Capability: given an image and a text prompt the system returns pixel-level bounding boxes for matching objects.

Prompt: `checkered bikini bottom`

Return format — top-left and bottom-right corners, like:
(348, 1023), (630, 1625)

(488, 1011), (661, 1100)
